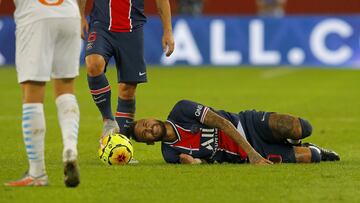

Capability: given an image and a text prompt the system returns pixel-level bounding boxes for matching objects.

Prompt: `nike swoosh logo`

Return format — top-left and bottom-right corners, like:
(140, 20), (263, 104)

(139, 72), (146, 76)
(95, 98), (106, 104)
(93, 95), (103, 100)
(261, 112), (267, 122)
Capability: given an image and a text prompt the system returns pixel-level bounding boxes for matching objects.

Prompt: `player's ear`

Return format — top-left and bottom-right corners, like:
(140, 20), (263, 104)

(146, 141), (155, 145)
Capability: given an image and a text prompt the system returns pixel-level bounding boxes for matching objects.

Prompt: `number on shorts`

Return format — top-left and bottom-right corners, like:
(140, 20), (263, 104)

(38, 0), (64, 6)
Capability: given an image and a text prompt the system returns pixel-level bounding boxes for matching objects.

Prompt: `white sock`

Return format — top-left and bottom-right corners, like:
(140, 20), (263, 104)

(22, 103), (46, 177)
(56, 94), (80, 162)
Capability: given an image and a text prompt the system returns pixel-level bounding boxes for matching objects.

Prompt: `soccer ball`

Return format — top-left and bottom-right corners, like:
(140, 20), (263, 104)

(98, 133), (134, 165)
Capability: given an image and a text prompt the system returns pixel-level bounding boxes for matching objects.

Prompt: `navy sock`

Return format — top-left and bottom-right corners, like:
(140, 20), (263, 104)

(299, 118), (312, 138)
(87, 74), (114, 120)
(310, 147), (321, 163)
(115, 98), (135, 137)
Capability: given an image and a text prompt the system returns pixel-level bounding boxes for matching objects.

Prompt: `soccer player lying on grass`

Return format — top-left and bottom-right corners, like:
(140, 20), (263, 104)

(129, 100), (340, 164)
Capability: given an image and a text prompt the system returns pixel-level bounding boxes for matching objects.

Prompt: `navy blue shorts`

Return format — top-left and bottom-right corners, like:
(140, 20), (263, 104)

(85, 23), (147, 83)
(239, 110), (297, 163)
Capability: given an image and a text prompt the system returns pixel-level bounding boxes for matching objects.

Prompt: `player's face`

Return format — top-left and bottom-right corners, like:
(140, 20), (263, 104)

(133, 119), (166, 144)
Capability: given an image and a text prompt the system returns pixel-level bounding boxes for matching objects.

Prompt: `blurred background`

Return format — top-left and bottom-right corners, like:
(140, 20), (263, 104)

(1, 0), (360, 67)
(1, 3), (360, 201)
(3, 0), (360, 16)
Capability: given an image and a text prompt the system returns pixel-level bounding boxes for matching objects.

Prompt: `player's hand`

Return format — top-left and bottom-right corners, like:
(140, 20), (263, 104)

(179, 153), (202, 164)
(248, 152), (273, 165)
(81, 16), (89, 40)
(162, 32), (174, 57)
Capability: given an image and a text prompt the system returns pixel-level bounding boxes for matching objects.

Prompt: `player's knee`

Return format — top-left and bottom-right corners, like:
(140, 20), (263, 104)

(299, 118), (312, 138)
(86, 63), (104, 76)
(309, 147), (321, 163)
(118, 83), (137, 99)
(85, 56), (106, 76)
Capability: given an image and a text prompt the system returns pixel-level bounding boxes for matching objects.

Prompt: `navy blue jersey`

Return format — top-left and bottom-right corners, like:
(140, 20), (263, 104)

(162, 100), (300, 164)
(89, 0), (147, 32)
(162, 100), (248, 164)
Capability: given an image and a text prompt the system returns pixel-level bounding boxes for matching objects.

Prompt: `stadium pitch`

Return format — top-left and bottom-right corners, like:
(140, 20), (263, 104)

(0, 66), (359, 202)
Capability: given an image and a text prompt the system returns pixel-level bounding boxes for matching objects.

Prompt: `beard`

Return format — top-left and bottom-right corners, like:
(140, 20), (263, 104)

(154, 120), (167, 141)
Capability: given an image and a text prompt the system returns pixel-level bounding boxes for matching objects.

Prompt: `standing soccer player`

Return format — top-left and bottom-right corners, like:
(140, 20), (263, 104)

(5, 0), (86, 187)
(83, 0), (174, 144)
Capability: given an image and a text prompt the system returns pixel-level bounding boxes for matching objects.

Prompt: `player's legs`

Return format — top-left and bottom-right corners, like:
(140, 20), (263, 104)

(22, 82), (47, 175)
(6, 82), (49, 187)
(53, 78), (79, 160)
(6, 20), (54, 186)
(22, 82), (46, 103)
(239, 110), (319, 164)
(256, 142), (321, 164)
(53, 79), (79, 160)
(293, 146), (320, 163)
(86, 54), (106, 76)
(53, 78), (80, 159)
(113, 28), (147, 137)
(116, 83), (137, 136)
(268, 113), (312, 144)
(86, 54), (114, 121)
(115, 83), (140, 164)
(241, 110), (338, 164)
(53, 79), (80, 187)
(86, 54), (119, 139)
(302, 143), (340, 161)
(85, 26), (118, 138)
(52, 18), (81, 187)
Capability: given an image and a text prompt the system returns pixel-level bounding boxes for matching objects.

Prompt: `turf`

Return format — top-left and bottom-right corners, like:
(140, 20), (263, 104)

(0, 66), (359, 203)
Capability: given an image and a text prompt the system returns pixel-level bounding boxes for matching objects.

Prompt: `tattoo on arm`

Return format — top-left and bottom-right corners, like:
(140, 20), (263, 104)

(269, 113), (302, 140)
(203, 110), (272, 165)
(203, 109), (227, 129)
(203, 110), (257, 156)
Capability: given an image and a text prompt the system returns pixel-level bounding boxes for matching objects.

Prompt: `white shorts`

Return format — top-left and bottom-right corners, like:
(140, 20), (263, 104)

(16, 18), (81, 83)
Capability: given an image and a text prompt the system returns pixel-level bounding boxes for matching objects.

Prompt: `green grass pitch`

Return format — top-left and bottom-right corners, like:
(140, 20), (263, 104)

(0, 66), (359, 202)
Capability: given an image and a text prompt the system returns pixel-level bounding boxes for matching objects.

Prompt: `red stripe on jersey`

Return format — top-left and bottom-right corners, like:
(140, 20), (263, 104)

(218, 130), (248, 159)
(115, 112), (134, 119)
(172, 125), (201, 149)
(109, 0), (132, 32)
(90, 85), (111, 95)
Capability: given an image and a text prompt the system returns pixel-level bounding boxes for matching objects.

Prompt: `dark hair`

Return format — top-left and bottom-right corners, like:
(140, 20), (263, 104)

(128, 121), (138, 142)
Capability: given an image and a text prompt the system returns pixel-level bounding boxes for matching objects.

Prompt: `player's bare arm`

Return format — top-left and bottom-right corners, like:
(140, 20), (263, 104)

(179, 153), (207, 164)
(156, 0), (175, 57)
(78, 0), (88, 40)
(203, 110), (273, 165)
